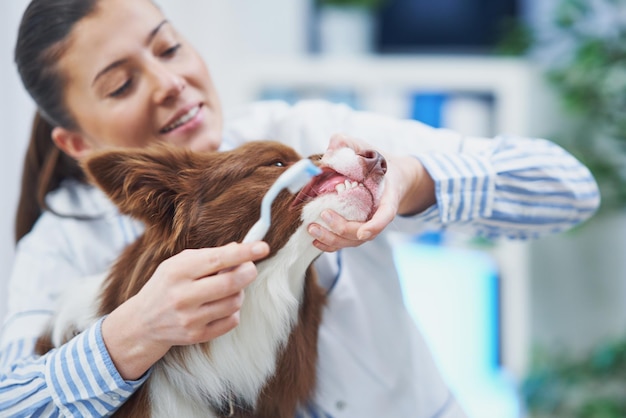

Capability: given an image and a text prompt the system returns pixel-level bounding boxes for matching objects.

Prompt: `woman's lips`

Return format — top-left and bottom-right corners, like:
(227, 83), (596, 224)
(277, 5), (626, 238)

(160, 104), (203, 134)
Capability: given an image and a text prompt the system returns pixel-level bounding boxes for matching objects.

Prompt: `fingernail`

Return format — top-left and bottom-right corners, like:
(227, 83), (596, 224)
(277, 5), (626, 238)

(358, 230), (371, 240)
(251, 242), (268, 255)
(309, 225), (322, 238)
(321, 211), (333, 223)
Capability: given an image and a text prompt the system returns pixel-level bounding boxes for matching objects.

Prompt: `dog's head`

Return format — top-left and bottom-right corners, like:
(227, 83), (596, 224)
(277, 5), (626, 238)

(82, 140), (385, 256)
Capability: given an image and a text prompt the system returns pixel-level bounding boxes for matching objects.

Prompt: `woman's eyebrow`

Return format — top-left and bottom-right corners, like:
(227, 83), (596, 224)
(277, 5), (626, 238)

(147, 20), (169, 45)
(92, 20), (169, 86)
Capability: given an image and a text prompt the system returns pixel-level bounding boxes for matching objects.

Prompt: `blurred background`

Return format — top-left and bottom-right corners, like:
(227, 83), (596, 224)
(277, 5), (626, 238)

(2, 0), (626, 416)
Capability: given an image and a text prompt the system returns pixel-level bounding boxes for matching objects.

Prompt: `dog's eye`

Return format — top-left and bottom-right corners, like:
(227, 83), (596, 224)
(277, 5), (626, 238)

(271, 161), (285, 167)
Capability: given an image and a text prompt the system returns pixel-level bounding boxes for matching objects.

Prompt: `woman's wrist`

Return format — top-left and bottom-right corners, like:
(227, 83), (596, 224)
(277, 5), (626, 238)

(101, 295), (170, 381)
(396, 156), (436, 216)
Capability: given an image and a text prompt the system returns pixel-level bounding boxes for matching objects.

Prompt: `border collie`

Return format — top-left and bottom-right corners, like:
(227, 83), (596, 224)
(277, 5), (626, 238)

(36, 140), (386, 417)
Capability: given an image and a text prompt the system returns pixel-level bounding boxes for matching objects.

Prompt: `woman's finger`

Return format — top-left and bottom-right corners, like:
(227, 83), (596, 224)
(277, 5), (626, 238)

(358, 201), (397, 240)
(319, 210), (361, 238)
(201, 312), (242, 342)
(308, 224), (362, 252)
(159, 241), (269, 281)
(187, 262), (257, 305)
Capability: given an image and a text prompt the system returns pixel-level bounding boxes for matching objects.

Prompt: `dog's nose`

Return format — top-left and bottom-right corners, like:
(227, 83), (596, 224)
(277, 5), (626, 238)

(358, 150), (387, 176)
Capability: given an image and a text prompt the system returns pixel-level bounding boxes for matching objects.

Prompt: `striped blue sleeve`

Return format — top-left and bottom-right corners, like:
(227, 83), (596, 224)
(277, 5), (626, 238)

(0, 317), (148, 417)
(296, 402), (334, 418)
(414, 136), (600, 239)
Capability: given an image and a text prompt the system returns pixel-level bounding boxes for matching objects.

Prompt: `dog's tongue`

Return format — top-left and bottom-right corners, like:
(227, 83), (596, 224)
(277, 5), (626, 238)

(294, 167), (349, 204)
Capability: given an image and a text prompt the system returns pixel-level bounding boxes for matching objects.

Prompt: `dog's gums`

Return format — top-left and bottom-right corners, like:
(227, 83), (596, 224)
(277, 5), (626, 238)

(294, 150), (387, 221)
(294, 168), (372, 212)
(35, 140), (386, 418)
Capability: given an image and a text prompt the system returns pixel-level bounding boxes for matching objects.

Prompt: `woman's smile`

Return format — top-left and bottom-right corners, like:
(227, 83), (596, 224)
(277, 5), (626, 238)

(160, 103), (204, 135)
(53, 0), (223, 155)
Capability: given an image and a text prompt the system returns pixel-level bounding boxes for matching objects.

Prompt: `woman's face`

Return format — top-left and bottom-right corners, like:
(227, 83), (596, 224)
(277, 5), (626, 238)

(55, 0), (223, 156)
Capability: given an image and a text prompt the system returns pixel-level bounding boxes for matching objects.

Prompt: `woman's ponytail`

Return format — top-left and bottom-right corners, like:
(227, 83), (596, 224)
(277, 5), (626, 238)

(14, 0), (99, 243)
(15, 112), (84, 243)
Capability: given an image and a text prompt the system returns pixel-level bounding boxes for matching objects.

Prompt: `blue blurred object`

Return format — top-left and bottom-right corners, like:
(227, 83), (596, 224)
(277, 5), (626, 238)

(415, 230), (444, 246)
(258, 86), (360, 110)
(258, 87), (299, 105)
(410, 92), (447, 128)
(393, 241), (521, 418)
(325, 88), (359, 109)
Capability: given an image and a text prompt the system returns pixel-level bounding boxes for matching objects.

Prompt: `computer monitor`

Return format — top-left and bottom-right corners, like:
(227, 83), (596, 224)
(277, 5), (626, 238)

(376, 0), (519, 53)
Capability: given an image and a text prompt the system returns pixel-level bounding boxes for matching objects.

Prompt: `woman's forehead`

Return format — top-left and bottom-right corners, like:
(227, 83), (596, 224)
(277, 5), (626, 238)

(59, 0), (165, 85)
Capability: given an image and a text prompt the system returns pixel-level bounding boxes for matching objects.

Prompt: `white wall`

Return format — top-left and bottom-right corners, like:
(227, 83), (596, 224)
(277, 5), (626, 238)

(0, 0), (35, 326)
(155, 0), (312, 110)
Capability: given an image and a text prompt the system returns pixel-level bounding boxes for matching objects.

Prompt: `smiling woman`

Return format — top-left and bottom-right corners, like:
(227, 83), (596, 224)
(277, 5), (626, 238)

(0, 0), (601, 417)
(50, 1), (223, 155)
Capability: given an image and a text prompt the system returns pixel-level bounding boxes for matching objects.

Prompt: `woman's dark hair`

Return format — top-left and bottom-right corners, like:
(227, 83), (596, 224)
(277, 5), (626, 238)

(14, 0), (100, 243)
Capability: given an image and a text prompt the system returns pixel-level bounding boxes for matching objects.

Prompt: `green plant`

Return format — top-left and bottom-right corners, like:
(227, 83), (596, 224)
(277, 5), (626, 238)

(317, 0), (385, 10)
(495, 17), (535, 56)
(522, 338), (626, 418)
(533, 0), (626, 210)
(519, 3), (626, 412)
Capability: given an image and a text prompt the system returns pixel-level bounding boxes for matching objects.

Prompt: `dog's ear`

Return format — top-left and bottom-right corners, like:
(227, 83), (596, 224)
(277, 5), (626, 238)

(82, 144), (198, 223)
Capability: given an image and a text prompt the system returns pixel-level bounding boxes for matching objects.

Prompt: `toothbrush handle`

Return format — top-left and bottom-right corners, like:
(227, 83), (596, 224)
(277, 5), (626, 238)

(242, 220), (269, 243)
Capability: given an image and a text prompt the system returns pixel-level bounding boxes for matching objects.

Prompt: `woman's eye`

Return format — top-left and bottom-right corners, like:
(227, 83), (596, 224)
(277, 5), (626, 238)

(161, 44), (182, 58)
(109, 79), (132, 98)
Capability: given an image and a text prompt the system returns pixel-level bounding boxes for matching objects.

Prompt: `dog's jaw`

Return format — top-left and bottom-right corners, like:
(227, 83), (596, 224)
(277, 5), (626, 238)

(297, 147), (386, 224)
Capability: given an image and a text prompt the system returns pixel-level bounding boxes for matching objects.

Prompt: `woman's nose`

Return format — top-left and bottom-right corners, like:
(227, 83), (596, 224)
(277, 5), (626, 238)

(150, 63), (185, 104)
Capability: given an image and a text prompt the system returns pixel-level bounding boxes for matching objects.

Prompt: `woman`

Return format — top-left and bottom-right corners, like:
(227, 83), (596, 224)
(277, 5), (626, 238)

(0, 0), (600, 417)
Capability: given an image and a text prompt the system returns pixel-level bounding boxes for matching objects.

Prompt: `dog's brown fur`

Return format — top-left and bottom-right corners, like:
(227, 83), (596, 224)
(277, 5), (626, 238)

(37, 141), (328, 417)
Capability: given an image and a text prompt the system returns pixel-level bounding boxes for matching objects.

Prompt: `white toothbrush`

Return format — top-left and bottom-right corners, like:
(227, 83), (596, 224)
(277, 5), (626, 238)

(242, 159), (322, 243)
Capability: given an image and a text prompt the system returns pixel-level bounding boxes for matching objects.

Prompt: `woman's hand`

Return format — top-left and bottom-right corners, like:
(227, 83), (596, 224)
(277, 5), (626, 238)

(101, 241), (270, 380)
(308, 134), (436, 253)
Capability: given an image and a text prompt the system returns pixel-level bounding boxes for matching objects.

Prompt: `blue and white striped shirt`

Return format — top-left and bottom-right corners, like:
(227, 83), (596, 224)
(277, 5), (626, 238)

(0, 101), (600, 417)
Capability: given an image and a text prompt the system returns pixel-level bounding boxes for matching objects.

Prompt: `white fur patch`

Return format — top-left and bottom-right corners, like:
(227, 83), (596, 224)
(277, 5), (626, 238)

(51, 273), (106, 347)
(150, 225), (321, 416)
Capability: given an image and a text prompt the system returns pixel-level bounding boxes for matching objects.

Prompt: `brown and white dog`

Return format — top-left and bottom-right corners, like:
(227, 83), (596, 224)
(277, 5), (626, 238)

(36, 140), (386, 417)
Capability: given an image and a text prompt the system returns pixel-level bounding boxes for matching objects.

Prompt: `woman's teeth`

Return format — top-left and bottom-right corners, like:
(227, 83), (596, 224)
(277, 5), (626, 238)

(161, 106), (200, 133)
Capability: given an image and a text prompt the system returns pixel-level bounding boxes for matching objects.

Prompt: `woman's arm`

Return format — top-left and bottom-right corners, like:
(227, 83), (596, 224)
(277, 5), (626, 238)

(264, 101), (600, 248)
(0, 321), (148, 417)
(410, 134), (600, 238)
(1, 207), (270, 415)
(311, 135), (599, 250)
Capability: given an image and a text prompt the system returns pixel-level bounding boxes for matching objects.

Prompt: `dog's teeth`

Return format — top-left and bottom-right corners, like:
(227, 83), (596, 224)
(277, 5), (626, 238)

(335, 180), (361, 194)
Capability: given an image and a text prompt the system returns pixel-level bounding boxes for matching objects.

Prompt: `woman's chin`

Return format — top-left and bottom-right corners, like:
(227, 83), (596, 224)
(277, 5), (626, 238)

(163, 128), (222, 152)
(188, 134), (222, 152)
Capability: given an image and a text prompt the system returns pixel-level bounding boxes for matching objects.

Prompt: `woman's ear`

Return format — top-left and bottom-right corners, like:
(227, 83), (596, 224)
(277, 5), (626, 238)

(51, 126), (93, 160)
